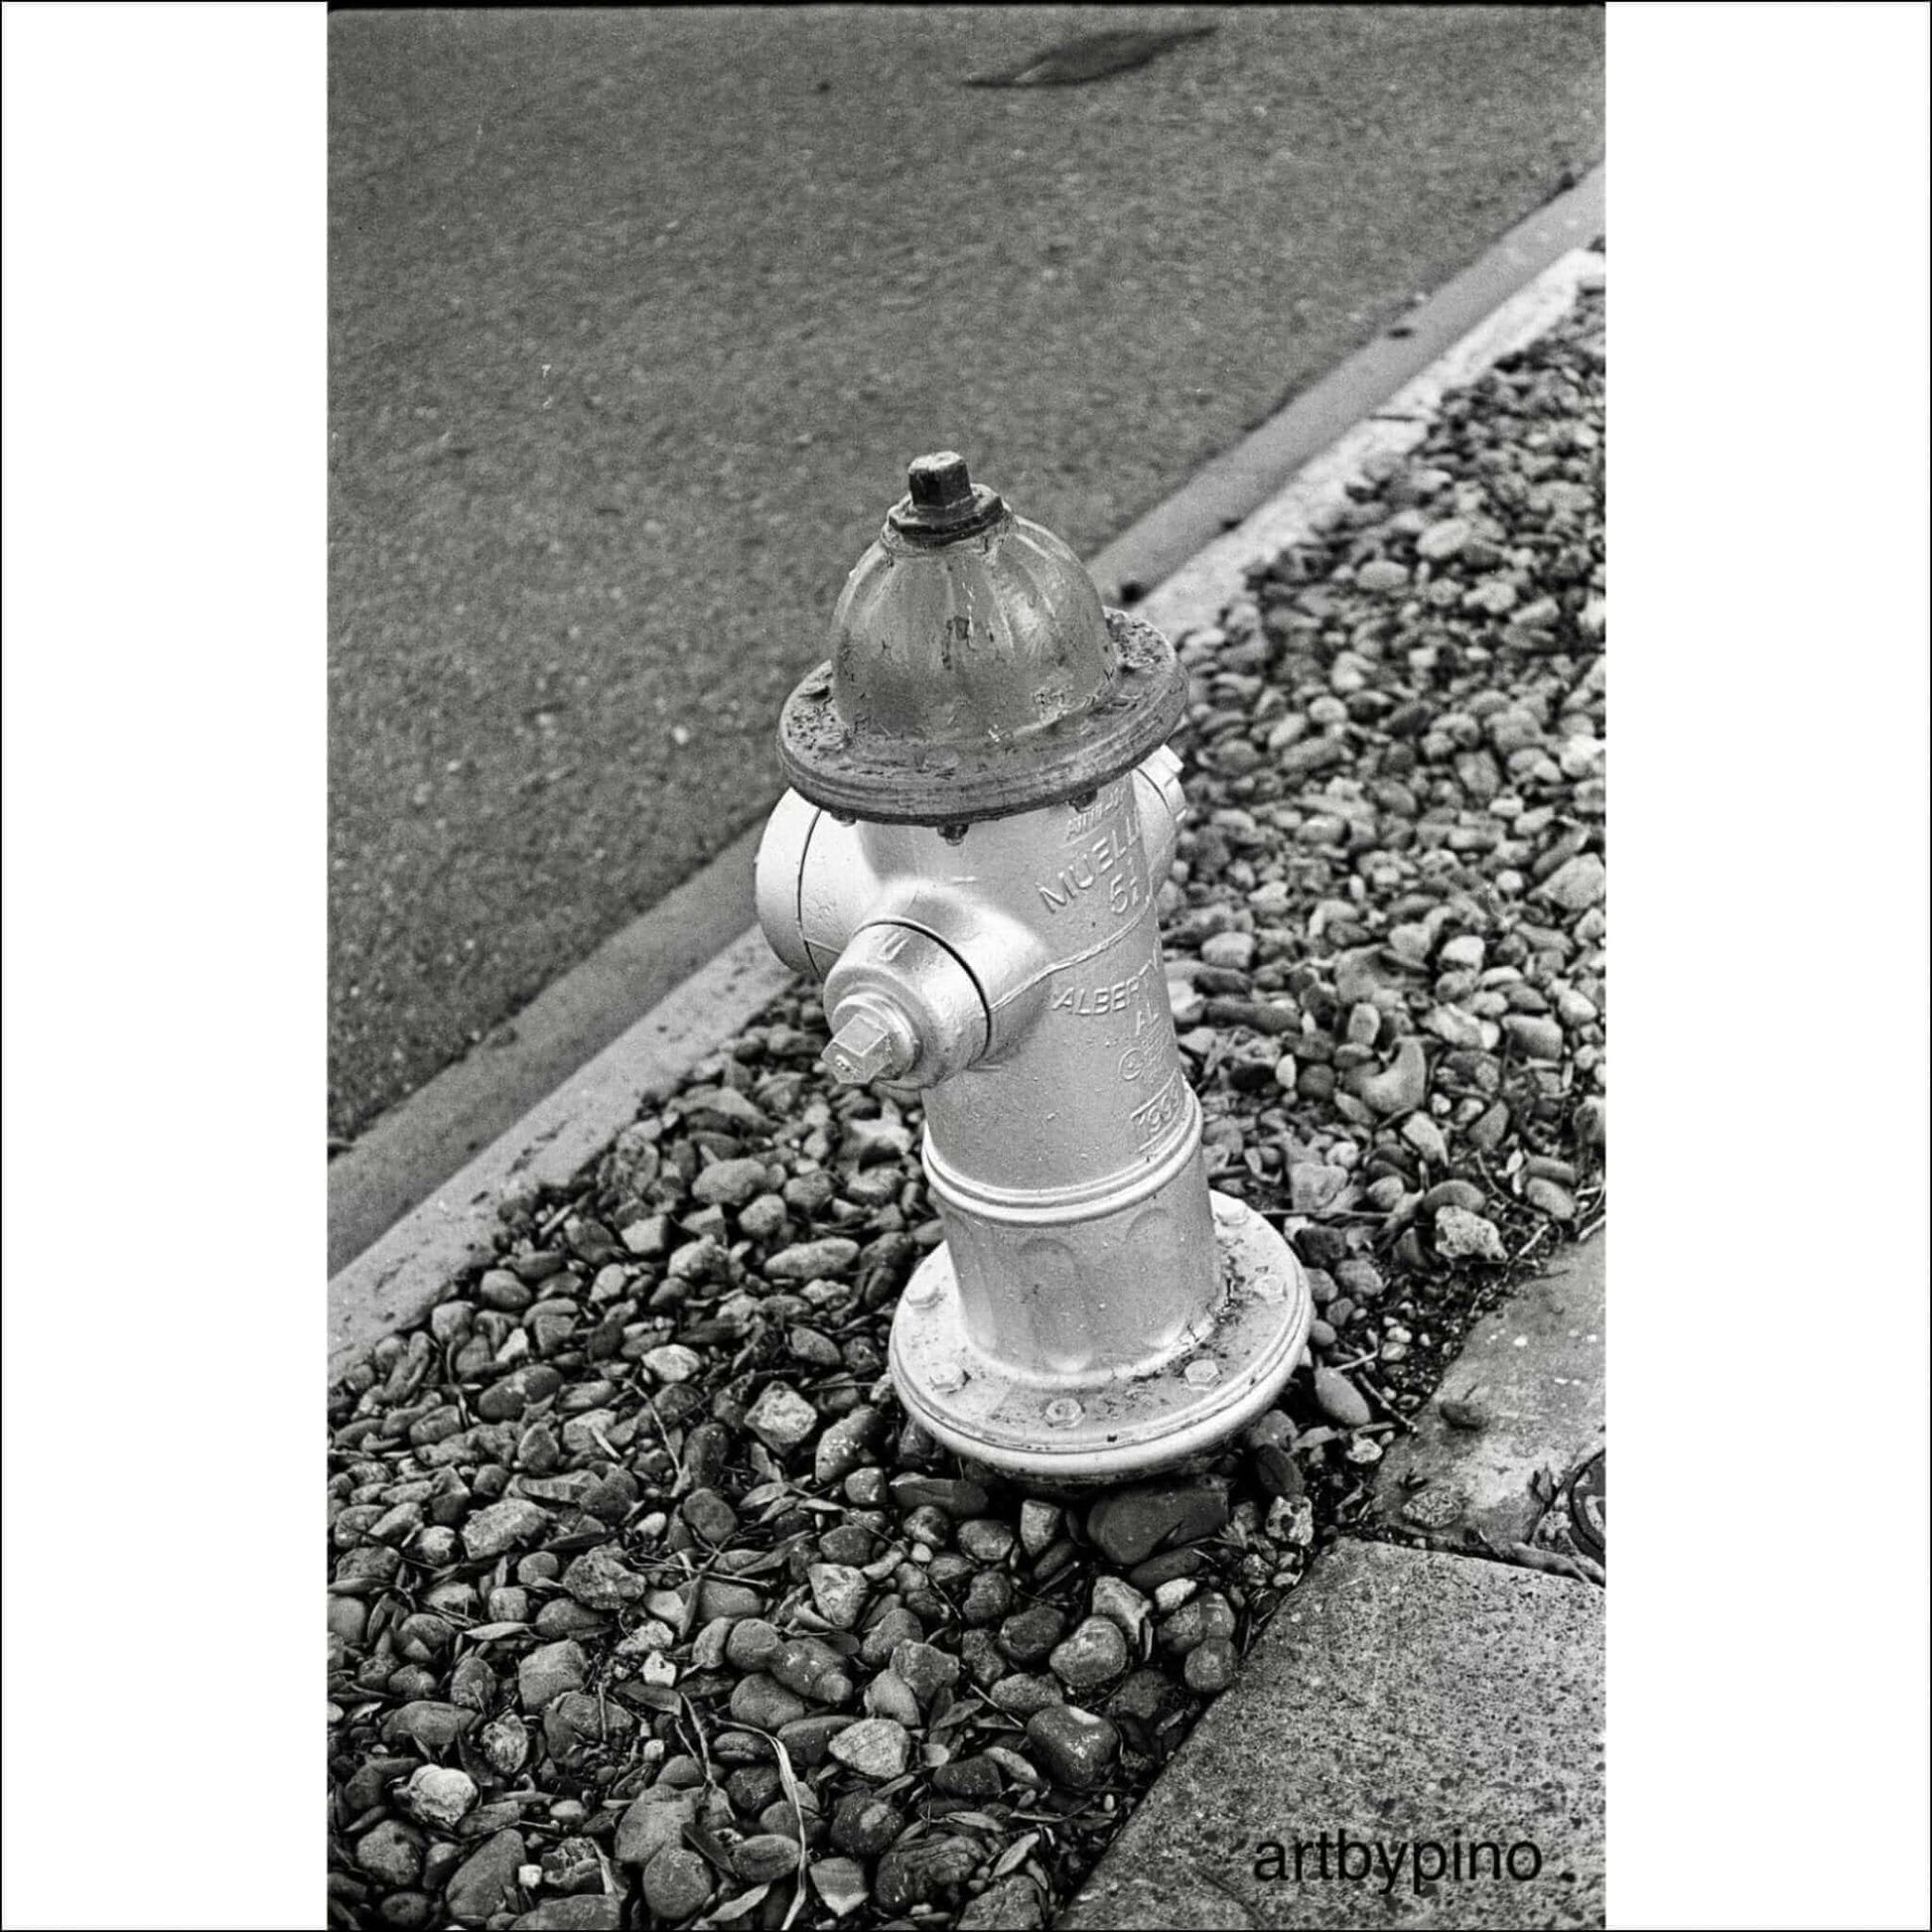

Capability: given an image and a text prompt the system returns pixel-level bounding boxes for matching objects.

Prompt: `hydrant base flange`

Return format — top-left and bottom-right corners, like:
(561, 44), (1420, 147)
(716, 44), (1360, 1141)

(888, 1192), (1313, 1483)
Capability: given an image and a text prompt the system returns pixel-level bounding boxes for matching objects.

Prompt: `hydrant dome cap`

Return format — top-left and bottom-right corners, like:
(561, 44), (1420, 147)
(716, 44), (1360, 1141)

(778, 458), (1185, 824)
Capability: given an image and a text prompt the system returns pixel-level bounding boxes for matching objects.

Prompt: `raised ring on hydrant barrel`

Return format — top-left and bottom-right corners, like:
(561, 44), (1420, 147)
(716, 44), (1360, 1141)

(892, 1190), (1311, 1480)
(758, 453), (1311, 1483)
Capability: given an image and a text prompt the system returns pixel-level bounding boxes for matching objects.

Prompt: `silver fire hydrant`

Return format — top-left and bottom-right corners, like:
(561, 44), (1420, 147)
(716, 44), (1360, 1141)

(757, 453), (1311, 1480)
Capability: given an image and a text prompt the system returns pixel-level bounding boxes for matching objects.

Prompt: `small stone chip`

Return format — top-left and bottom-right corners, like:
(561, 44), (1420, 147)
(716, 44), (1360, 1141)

(1025, 1704), (1120, 1789)
(744, 1382), (819, 1453)
(828, 1717), (911, 1781)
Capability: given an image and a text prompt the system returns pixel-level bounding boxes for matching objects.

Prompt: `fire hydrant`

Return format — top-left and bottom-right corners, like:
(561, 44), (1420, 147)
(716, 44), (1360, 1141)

(757, 453), (1311, 1480)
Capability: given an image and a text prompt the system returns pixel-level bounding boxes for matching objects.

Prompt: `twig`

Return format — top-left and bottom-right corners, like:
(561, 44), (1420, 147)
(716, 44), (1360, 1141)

(1355, 1371), (1414, 1432)
(637, 1389), (688, 1491)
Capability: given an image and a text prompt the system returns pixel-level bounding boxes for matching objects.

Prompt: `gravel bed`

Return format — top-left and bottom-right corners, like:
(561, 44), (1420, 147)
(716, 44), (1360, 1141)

(328, 271), (1606, 1932)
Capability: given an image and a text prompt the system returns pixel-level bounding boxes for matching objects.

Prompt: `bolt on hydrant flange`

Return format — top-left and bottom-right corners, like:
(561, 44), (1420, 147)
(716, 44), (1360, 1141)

(757, 453), (1311, 1481)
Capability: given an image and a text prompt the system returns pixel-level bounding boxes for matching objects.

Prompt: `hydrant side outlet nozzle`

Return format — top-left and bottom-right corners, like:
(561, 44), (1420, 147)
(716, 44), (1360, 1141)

(757, 455), (1311, 1482)
(823, 1005), (911, 1087)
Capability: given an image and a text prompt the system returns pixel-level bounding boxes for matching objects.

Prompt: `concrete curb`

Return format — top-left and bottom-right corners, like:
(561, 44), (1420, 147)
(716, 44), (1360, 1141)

(327, 929), (788, 1380)
(1374, 1234), (1605, 1559)
(1087, 164), (1603, 608)
(329, 206), (1605, 1380)
(329, 818), (767, 1276)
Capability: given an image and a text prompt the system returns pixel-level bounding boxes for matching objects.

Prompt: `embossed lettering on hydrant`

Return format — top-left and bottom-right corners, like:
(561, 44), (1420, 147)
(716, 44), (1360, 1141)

(1036, 822), (1148, 917)
(1050, 952), (1162, 1023)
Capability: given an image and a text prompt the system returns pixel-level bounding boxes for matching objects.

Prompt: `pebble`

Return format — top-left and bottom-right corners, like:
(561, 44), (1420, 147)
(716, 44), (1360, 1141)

(813, 1405), (881, 1485)
(724, 1617), (782, 1672)
(353, 1818), (424, 1887)
(892, 1474), (990, 1518)
(958, 1517), (1017, 1563)
(1048, 1615), (1130, 1690)
(830, 1792), (904, 1856)
(734, 1834), (801, 1883)
(640, 1846), (712, 1921)
(811, 1858), (869, 1918)
(990, 1673), (1063, 1717)
(403, 1764), (477, 1828)
(461, 1498), (550, 1561)
(739, 1193), (789, 1240)
(692, 1156), (767, 1207)
(766, 1236), (861, 1281)
(1152, 1576), (1196, 1613)
(744, 1382), (819, 1452)
(1267, 1494), (1315, 1548)
(876, 1836), (980, 1913)
(1525, 1176), (1578, 1220)
(1537, 851), (1606, 910)
(770, 1637), (852, 1705)
(891, 1638), (960, 1705)
(731, 1674), (807, 1729)
(642, 1343), (702, 1383)
(1086, 1480), (1228, 1567)
(512, 1901), (622, 1931)
(1158, 1590), (1232, 1652)
(561, 1547), (645, 1609)
(1090, 1575), (1152, 1640)
(1183, 1636), (1239, 1693)
(959, 1875), (1046, 1929)
(1025, 1704), (1121, 1789)
(1435, 1204), (1507, 1261)
(445, 1828), (525, 1923)
(616, 1788), (699, 1866)
(1312, 1367), (1372, 1429)
(381, 1701), (474, 1750)
(1416, 514), (1471, 560)
(963, 1570), (1015, 1625)
(1289, 1161), (1348, 1211)
(1352, 1037), (1429, 1116)
(1019, 1498), (1062, 1556)
(681, 1487), (739, 1545)
(865, 1669), (921, 1725)
(1504, 1013), (1565, 1060)
(828, 1717), (912, 1780)
(1000, 1604), (1067, 1666)
(1199, 930), (1256, 970)
(807, 1562), (869, 1629)
(517, 1640), (587, 1711)
(934, 1754), (1004, 1800)
(479, 1715), (529, 1775)
(1355, 557), (1410, 594)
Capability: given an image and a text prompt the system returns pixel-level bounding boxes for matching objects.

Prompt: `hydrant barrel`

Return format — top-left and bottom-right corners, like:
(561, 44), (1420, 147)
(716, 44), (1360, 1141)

(757, 456), (1311, 1480)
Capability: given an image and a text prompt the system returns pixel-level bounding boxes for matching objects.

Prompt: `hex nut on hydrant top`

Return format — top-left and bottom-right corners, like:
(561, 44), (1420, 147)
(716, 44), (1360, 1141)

(757, 452), (1311, 1480)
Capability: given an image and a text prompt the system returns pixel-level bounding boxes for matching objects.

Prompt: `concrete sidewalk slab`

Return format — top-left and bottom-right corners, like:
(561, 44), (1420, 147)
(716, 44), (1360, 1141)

(1060, 1539), (1604, 1929)
(1373, 1237), (1605, 1555)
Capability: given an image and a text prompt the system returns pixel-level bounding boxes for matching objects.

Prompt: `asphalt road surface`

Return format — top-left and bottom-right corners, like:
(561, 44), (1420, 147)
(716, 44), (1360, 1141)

(329, 4), (1603, 1146)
